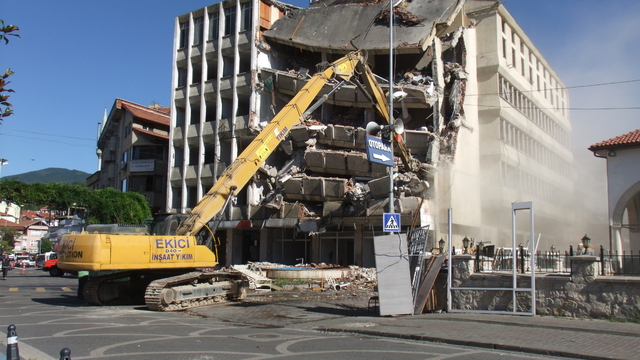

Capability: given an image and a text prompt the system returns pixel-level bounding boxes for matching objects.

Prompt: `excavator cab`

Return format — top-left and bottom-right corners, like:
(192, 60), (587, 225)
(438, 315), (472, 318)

(146, 214), (187, 236)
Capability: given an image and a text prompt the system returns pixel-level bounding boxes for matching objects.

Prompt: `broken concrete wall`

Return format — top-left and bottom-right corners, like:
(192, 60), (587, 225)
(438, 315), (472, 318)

(251, 5), (472, 239)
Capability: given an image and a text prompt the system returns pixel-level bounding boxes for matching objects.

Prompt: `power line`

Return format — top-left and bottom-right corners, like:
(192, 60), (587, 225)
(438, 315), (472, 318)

(0, 133), (94, 147)
(10, 129), (94, 141)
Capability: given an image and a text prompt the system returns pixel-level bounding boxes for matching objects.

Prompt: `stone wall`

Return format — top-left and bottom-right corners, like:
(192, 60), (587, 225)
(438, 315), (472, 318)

(444, 255), (640, 321)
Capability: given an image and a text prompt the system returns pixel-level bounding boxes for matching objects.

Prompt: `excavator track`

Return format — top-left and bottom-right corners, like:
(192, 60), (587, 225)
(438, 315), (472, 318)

(145, 271), (248, 311)
(83, 271), (151, 306)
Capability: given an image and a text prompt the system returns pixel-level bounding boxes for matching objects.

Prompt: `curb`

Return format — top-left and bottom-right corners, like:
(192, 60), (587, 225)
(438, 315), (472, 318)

(317, 326), (617, 360)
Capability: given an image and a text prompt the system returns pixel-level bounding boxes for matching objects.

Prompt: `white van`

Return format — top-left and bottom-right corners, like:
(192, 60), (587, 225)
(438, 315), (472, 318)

(36, 252), (56, 268)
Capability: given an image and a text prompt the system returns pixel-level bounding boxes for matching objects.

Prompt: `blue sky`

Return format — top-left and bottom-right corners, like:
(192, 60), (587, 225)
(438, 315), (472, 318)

(1, 0), (639, 178)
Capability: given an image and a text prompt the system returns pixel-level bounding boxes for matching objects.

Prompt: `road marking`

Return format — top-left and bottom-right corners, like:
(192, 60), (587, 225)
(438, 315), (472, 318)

(0, 336), (55, 360)
(36, 287), (46, 292)
(62, 287), (72, 292)
(9, 288), (18, 291)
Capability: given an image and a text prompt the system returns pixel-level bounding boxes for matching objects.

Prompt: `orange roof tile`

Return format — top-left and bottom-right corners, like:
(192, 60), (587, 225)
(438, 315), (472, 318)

(133, 127), (169, 140)
(117, 99), (170, 126)
(589, 129), (640, 151)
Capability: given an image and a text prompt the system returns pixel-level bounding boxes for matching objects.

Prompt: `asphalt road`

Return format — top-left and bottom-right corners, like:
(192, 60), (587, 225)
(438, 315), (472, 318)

(0, 268), (562, 360)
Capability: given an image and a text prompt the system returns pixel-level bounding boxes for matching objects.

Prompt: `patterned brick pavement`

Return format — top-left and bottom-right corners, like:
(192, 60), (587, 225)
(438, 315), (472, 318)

(193, 294), (640, 360)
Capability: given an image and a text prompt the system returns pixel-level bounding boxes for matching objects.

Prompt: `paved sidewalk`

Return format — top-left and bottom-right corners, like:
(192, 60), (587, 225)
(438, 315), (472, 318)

(314, 313), (640, 360)
(192, 293), (640, 360)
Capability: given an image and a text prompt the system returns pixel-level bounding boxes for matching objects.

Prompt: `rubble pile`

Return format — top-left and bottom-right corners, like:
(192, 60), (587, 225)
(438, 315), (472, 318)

(376, 4), (422, 27)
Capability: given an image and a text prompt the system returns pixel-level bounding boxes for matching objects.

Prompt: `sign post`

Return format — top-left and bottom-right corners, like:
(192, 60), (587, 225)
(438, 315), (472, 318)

(365, 135), (393, 167)
(383, 213), (401, 232)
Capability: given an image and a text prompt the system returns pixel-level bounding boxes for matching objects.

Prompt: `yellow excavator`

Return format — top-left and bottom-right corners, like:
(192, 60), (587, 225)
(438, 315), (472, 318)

(57, 50), (411, 311)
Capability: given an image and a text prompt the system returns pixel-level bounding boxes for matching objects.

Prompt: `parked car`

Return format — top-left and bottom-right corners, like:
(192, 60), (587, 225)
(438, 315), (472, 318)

(36, 252), (57, 268)
(42, 258), (76, 277)
(17, 258), (36, 267)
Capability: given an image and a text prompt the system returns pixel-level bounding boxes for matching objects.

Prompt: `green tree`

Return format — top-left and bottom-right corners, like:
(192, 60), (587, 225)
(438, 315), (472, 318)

(40, 237), (54, 253)
(0, 20), (19, 120)
(0, 226), (17, 252)
(84, 187), (151, 224)
(0, 181), (152, 225)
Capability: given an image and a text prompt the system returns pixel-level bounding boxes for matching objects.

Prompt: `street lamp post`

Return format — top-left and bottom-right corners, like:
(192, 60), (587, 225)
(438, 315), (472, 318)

(462, 236), (470, 254)
(581, 234), (591, 255)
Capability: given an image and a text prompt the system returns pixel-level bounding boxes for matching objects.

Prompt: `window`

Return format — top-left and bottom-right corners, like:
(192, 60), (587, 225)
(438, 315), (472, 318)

(224, 6), (236, 35)
(132, 146), (163, 160)
(176, 107), (186, 127)
(240, 1), (252, 31)
(131, 175), (155, 192)
(193, 17), (204, 45)
(177, 67), (187, 88)
(179, 21), (189, 48)
(121, 178), (128, 192)
(502, 38), (507, 59)
(189, 146), (199, 165)
(192, 66), (202, 84)
(122, 151), (129, 163)
(209, 11), (219, 40)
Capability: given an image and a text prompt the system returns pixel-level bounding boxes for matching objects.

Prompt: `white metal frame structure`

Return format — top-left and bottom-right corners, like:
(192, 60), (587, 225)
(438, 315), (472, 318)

(447, 203), (537, 315)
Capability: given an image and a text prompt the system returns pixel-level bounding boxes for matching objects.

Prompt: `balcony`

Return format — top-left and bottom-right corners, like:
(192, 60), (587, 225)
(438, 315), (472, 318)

(169, 167), (183, 187)
(204, 80), (217, 101)
(220, 35), (234, 55)
(219, 73), (251, 98)
(172, 127), (184, 148)
(218, 114), (251, 139)
(237, 31), (251, 52)
(190, 44), (203, 62)
(205, 40), (219, 60)
(189, 83), (202, 103)
(174, 87), (186, 107)
(186, 124), (200, 146)
(176, 48), (187, 67)
(184, 165), (198, 186)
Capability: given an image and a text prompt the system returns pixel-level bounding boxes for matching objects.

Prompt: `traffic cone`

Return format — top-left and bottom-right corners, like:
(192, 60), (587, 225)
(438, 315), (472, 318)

(6, 324), (19, 360)
(59, 347), (71, 360)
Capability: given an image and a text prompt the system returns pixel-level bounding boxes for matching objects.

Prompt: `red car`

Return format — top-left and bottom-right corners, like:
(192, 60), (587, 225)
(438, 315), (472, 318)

(43, 258), (65, 277)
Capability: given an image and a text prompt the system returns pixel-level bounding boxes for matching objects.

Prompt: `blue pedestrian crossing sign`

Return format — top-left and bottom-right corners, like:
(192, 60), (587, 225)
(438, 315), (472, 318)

(383, 213), (401, 232)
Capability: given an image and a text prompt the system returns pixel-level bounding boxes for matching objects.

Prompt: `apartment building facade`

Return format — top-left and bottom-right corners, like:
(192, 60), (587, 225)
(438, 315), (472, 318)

(168, 0), (575, 266)
(466, 1), (574, 248)
(90, 99), (171, 214)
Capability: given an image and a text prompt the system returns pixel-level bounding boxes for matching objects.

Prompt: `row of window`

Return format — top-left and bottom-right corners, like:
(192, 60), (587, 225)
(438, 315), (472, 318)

(501, 161), (570, 207)
(179, 2), (253, 49)
(174, 94), (250, 127)
(499, 118), (571, 178)
(120, 146), (166, 165)
(121, 175), (164, 193)
(176, 52), (252, 88)
(501, 18), (566, 114)
(499, 75), (570, 148)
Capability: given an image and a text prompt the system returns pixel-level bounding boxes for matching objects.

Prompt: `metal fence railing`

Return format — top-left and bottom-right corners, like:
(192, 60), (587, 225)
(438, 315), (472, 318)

(600, 246), (640, 276)
(470, 245), (640, 276)
(474, 250), (571, 274)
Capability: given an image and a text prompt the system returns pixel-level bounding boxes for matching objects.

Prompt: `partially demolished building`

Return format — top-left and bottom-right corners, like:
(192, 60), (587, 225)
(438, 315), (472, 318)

(167, 0), (574, 266)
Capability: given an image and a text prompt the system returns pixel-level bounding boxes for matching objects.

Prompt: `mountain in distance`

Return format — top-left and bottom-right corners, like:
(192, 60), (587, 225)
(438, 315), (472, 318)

(0, 167), (90, 184)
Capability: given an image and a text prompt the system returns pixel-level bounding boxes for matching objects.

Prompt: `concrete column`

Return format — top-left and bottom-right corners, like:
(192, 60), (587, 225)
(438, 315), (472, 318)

(354, 224), (363, 266)
(225, 228), (234, 266)
(310, 233), (320, 264)
(451, 254), (473, 285)
(614, 227), (623, 254)
(569, 256), (599, 283)
(259, 227), (269, 262)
